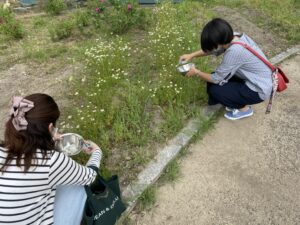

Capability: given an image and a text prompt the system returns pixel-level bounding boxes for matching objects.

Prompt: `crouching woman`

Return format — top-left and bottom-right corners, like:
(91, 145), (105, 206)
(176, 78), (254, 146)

(0, 93), (102, 225)
(181, 18), (273, 120)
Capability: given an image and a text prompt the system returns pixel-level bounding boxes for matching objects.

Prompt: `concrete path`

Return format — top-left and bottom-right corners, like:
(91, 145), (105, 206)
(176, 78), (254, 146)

(132, 55), (300, 225)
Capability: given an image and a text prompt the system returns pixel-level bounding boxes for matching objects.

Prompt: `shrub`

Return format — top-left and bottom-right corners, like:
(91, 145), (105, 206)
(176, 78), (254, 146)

(73, 10), (90, 30)
(44, 0), (66, 15)
(134, 8), (151, 31)
(90, 0), (151, 34)
(0, 8), (24, 39)
(49, 20), (74, 41)
(109, 3), (151, 34)
(108, 8), (131, 34)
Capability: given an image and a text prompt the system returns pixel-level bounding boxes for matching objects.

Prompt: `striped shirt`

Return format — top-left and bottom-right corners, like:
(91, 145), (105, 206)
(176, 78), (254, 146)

(211, 33), (273, 100)
(0, 147), (102, 225)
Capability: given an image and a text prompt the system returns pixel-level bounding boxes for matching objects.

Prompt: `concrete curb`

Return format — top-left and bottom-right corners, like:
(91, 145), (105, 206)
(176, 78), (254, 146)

(269, 45), (300, 64)
(119, 44), (300, 221)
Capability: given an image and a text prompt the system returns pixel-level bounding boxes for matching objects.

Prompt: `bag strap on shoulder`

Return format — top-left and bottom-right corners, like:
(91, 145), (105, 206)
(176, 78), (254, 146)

(231, 42), (276, 72)
(231, 42), (278, 114)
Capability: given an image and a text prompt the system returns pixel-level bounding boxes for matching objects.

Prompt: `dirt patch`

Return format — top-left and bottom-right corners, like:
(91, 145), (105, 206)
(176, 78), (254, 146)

(0, 61), (82, 138)
(213, 6), (289, 57)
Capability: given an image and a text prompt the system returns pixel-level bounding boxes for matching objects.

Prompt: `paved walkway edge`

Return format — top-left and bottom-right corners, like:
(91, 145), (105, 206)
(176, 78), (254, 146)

(118, 44), (300, 223)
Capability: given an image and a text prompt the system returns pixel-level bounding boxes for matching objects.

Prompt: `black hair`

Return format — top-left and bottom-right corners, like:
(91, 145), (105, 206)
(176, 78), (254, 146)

(200, 18), (234, 52)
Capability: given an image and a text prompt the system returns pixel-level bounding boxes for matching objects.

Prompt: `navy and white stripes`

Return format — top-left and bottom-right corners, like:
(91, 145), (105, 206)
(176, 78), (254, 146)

(0, 147), (102, 225)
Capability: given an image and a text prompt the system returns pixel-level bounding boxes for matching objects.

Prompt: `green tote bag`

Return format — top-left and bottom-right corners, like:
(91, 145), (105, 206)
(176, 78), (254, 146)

(83, 167), (126, 225)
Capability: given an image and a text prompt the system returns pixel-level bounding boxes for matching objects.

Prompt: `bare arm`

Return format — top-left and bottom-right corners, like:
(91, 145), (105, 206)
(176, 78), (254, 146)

(180, 50), (209, 62)
(185, 67), (214, 83)
(195, 70), (214, 83)
(190, 50), (210, 58)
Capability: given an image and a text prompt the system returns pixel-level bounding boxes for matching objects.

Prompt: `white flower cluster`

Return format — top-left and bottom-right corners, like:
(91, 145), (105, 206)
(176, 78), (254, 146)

(84, 38), (130, 73)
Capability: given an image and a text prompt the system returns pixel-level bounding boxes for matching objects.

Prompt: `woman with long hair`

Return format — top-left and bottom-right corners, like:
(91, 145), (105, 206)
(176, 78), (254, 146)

(0, 93), (102, 225)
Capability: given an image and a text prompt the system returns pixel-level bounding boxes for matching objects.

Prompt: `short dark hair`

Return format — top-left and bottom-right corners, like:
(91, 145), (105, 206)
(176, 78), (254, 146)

(200, 18), (234, 52)
(1, 93), (60, 172)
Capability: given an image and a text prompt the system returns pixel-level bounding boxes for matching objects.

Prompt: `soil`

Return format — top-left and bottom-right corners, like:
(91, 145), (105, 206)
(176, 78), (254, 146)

(0, 61), (82, 138)
(132, 53), (300, 225)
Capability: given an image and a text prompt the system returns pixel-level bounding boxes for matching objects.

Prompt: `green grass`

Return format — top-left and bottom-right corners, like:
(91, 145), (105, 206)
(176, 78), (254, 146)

(194, 0), (300, 44)
(137, 186), (157, 211)
(160, 160), (181, 183)
(22, 43), (69, 63)
(189, 111), (220, 145)
(32, 16), (48, 28)
(49, 19), (75, 41)
(248, 0), (300, 44)
(0, 8), (25, 40)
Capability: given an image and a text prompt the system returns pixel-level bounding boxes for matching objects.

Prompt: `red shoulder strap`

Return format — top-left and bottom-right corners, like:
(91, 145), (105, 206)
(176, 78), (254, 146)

(231, 42), (276, 72)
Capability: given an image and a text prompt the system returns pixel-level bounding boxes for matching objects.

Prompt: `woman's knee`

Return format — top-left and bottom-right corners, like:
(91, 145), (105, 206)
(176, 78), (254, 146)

(207, 83), (222, 98)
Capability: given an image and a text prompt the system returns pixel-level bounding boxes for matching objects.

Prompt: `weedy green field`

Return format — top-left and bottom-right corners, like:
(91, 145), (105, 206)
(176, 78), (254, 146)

(68, 2), (212, 182)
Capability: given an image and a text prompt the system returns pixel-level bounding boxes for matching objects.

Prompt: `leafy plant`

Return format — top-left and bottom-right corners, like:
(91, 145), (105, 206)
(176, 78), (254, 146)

(0, 8), (24, 39)
(32, 16), (47, 28)
(73, 10), (90, 31)
(160, 160), (180, 183)
(49, 20), (74, 41)
(44, 0), (66, 15)
(108, 7), (132, 34)
(138, 186), (156, 210)
(89, 0), (151, 34)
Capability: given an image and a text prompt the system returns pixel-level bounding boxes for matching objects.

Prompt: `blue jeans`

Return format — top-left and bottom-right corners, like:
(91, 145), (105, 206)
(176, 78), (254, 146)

(54, 185), (87, 225)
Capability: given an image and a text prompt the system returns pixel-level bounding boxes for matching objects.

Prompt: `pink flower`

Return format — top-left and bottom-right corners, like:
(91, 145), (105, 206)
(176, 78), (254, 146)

(96, 7), (104, 13)
(100, 0), (105, 2)
(127, 4), (133, 11)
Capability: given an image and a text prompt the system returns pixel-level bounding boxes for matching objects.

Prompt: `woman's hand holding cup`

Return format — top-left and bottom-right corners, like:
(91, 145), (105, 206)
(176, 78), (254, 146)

(81, 140), (100, 155)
